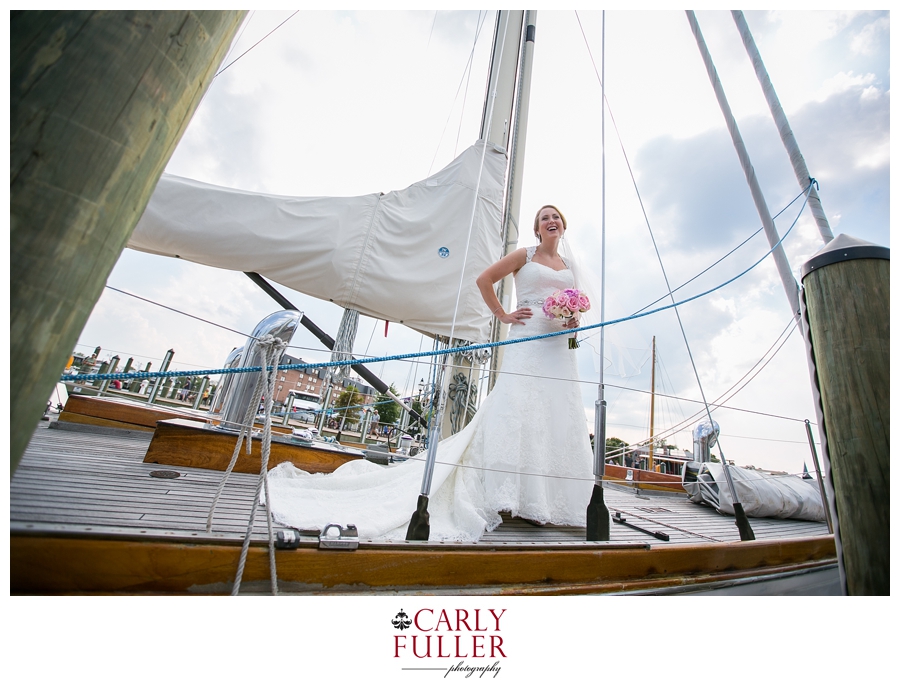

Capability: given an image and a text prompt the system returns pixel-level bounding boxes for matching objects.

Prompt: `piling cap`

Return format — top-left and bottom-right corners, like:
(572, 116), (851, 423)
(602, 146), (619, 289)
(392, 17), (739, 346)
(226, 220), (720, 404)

(801, 233), (889, 280)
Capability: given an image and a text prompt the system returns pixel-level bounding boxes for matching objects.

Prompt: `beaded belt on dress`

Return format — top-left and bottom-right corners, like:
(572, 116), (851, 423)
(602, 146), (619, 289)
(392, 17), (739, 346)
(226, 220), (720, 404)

(517, 298), (544, 308)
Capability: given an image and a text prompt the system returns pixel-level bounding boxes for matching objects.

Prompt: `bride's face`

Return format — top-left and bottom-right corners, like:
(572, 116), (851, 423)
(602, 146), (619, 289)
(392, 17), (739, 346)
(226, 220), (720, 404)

(536, 207), (565, 243)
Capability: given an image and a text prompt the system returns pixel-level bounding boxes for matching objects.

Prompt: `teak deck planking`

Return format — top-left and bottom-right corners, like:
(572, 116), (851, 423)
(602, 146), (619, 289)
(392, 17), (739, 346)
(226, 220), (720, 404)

(10, 422), (836, 594)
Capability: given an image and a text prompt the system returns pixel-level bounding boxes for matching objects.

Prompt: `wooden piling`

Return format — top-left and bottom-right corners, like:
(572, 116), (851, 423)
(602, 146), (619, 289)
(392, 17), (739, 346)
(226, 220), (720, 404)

(10, 11), (245, 474)
(801, 234), (889, 595)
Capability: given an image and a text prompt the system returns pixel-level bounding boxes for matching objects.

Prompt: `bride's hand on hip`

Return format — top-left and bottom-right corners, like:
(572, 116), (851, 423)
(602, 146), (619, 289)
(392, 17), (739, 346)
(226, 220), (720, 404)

(499, 307), (532, 325)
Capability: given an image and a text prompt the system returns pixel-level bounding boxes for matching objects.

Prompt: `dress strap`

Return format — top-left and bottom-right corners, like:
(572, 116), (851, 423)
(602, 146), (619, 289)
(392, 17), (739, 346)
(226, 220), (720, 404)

(526, 246), (537, 263)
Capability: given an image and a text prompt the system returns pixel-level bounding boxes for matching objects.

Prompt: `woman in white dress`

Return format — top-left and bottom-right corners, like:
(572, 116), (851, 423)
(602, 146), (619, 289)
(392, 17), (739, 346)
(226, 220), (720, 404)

(266, 205), (595, 541)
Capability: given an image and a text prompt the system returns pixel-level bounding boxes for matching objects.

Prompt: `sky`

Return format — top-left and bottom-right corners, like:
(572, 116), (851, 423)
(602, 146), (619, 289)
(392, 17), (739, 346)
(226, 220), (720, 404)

(75, 9), (890, 476)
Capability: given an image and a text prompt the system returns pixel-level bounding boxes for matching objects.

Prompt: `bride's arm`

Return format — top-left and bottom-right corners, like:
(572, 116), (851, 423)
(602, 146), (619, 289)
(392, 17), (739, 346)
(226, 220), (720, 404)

(476, 248), (532, 326)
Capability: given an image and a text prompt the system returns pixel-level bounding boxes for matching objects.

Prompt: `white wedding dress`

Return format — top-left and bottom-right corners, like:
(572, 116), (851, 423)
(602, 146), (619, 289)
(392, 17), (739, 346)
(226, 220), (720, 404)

(266, 247), (595, 541)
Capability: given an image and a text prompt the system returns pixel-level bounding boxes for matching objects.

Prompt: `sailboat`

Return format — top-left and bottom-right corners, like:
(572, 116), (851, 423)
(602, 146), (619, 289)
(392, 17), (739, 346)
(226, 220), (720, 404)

(13, 10), (887, 595)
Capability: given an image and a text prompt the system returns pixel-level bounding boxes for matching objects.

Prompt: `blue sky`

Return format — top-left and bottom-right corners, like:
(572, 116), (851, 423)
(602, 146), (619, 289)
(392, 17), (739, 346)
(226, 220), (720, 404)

(77, 10), (890, 475)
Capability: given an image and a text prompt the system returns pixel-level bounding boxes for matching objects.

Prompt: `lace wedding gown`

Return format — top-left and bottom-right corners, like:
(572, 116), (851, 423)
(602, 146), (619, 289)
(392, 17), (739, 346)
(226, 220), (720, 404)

(266, 247), (595, 541)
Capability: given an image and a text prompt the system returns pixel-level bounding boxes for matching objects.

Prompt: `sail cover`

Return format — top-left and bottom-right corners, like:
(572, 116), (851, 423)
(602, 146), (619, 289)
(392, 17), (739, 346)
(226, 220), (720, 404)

(683, 462), (826, 522)
(129, 141), (507, 342)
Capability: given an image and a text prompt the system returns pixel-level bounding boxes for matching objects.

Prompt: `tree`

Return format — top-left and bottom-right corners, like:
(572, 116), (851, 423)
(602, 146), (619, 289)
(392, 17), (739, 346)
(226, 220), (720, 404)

(375, 384), (401, 427)
(334, 385), (361, 424)
(605, 436), (627, 456)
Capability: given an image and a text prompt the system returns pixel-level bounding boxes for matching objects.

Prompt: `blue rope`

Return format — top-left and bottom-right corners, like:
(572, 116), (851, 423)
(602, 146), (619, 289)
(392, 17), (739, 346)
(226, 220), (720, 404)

(63, 182), (812, 385)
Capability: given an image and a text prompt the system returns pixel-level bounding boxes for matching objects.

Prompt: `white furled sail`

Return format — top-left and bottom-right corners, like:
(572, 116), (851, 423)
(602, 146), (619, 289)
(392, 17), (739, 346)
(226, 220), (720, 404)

(129, 140), (507, 342)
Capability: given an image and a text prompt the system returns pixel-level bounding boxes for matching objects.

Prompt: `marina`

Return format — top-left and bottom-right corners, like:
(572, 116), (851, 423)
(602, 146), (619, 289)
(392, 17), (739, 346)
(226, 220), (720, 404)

(10, 11), (886, 600)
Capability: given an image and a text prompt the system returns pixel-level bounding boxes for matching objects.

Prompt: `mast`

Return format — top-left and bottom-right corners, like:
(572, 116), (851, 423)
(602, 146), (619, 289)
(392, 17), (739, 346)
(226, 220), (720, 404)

(648, 336), (656, 472)
(487, 10), (537, 391)
(408, 11), (531, 540)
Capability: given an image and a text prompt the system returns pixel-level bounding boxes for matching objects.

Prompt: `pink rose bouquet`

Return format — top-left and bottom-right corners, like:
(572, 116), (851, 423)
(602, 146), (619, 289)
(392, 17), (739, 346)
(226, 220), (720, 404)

(543, 289), (590, 348)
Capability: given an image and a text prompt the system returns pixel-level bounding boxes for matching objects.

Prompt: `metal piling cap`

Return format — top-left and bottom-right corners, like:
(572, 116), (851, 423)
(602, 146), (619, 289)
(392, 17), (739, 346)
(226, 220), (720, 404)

(801, 233), (889, 280)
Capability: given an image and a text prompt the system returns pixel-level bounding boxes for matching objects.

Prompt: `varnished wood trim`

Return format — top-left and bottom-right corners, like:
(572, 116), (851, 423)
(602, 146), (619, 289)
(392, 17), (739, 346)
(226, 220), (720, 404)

(604, 464), (686, 493)
(143, 418), (362, 475)
(57, 411), (155, 432)
(64, 395), (192, 428)
(10, 533), (836, 594)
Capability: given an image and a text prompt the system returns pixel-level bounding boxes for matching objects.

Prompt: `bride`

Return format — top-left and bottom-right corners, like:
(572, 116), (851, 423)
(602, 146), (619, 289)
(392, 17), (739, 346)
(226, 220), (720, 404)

(266, 205), (595, 541)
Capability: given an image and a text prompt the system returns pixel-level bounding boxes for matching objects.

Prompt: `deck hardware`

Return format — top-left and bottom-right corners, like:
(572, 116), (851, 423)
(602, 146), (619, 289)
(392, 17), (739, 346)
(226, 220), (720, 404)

(318, 523), (359, 550)
(613, 512), (670, 541)
(149, 470), (181, 479)
(276, 528), (303, 549)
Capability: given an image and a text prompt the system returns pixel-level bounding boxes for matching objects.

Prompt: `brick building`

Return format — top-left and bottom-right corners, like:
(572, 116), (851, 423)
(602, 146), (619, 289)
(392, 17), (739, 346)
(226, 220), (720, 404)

(273, 354), (376, 410)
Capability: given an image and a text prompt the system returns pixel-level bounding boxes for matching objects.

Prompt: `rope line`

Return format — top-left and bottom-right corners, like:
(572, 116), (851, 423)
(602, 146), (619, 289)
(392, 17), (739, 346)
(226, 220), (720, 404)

(386, 451), (824, 489)
(214, 11), (299, 78)
(224, 335), (286, 596)
(69, 188), (810, 387)
(99, 171), (814, 371)
(631, 187), (808, 317)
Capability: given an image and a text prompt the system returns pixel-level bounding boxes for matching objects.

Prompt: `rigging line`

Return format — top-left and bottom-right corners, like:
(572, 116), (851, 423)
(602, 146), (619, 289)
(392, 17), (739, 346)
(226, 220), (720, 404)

(454, 10), (481, 157)
(601, 314), (803, 455)
(611, 507), (723, 542)
(606, 503), (724, 542)
(575, 9), (814, 346)
(107, 179), (810, 383)
(657, 353), (690, 431)
(402, 335), (423, 398)
(575, 179), (808, 348)
(219, 11), (256, 69)
(426, 10), (438, 49)
(391, 448), (821, 489)
(104, 285), (252, 339)
(92, 202), (809, 397)
(214, 10), (299, 78)
(723, 434), (819, 446)
(71, 289), (801, 411)
(572, 177), (812, 349)
(633, 188), (807, 317)
(363, 317), (378, 356)
(427, 10), (488, 175)
(104, 285), (355, 359)
(633, 316), (801, 447)
(70, 339), (811, 426)
(445, 360), (810, 425)
(640, 317), (799, 443)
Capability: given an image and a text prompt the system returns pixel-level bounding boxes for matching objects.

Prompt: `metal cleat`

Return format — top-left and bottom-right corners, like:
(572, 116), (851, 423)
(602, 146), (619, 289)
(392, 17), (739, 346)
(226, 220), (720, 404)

(318, 523), (359, 550)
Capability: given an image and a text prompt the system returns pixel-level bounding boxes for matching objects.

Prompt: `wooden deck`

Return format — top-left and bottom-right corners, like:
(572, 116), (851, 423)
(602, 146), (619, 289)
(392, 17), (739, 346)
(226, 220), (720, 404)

(12, 420), (829, 546)
(10, 421), (836, 594)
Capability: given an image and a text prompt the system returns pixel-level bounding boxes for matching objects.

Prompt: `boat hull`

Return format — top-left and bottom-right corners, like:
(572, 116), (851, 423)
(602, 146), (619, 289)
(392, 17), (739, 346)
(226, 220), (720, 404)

(9, 531), (837, 595)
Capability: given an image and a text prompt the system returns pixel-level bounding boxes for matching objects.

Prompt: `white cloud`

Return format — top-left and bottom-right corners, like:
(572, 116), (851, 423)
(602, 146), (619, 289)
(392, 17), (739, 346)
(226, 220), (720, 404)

(849, 15), (890, 55)
(816, 70), (877, 101)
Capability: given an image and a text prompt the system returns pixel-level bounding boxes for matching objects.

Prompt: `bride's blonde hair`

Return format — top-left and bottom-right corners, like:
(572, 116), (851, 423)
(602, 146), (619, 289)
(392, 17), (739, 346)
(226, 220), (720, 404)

(533, 205), (567, 242)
